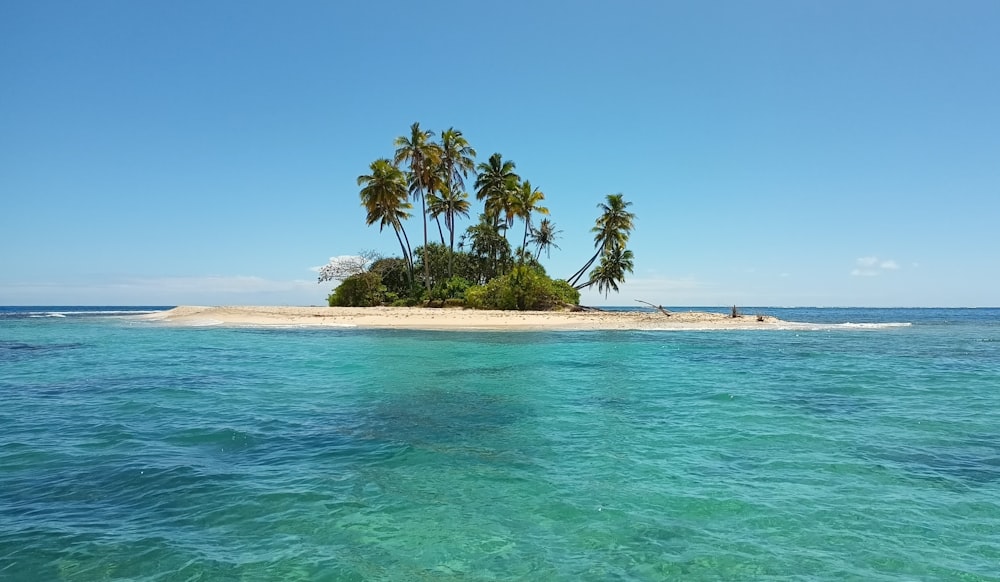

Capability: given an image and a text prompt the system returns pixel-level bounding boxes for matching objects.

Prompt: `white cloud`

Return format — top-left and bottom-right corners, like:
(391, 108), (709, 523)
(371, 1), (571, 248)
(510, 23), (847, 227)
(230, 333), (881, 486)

(851, 256), (901, 277)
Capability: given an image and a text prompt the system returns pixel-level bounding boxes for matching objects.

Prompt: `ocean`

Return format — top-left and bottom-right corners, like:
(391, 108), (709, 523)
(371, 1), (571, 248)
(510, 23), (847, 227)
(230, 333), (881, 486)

(1, 306), (998, 581)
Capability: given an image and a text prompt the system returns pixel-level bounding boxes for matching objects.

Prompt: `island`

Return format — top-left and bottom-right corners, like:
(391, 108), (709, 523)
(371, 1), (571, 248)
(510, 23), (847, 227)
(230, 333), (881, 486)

(142, 306), (789, 331)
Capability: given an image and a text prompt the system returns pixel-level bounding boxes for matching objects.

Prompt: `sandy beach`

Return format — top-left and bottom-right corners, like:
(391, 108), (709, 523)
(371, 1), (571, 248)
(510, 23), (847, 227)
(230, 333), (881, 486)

(140, 305), (790, 331)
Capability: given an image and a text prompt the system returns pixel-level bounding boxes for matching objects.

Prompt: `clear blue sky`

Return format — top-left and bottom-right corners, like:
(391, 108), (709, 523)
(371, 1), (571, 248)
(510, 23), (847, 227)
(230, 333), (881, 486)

(2, 1), (997, 306)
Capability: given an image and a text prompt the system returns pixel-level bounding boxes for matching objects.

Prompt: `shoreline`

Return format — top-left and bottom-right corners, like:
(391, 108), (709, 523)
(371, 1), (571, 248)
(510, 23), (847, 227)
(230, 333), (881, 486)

(139, 305), (793, 331)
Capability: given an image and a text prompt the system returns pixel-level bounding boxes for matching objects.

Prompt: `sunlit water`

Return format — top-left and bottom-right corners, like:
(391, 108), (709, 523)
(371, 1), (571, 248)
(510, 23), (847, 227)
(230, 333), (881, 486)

(2, 307), (999, 580)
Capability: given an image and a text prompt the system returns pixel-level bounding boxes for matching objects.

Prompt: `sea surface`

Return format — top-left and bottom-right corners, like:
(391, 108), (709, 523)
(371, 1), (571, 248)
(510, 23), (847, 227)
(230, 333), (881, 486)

(1, 306), (999, 581)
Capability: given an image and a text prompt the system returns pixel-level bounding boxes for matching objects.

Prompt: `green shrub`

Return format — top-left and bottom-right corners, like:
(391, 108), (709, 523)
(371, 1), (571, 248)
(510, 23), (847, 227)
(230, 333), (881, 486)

(444, 298), (466, 308)
(550, 278), (581, 306)
(445, 276), (471, 299)
(465, 266), (579, 311)
(391, 297), (421, 307)
(424, 275), (472, 305)
(463, 284), (491, 309)
(328, 272), (383, 307)
(369, 257), (410, 298)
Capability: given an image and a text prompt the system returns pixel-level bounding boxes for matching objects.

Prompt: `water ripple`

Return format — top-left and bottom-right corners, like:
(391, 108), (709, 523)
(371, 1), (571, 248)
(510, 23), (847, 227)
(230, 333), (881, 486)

(1, 316), (999, 580)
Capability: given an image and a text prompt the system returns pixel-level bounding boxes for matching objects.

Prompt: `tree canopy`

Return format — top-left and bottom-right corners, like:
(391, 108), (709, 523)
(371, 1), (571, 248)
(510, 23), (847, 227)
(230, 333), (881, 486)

(323, 123), (636, 310)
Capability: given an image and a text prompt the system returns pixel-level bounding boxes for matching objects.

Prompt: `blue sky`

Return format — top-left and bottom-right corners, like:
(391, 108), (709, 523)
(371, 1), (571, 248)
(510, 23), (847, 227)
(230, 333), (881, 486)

(2, 1), (997, 306)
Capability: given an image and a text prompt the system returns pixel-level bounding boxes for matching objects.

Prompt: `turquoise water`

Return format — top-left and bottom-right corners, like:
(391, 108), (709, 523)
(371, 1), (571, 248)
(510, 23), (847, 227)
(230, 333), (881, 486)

(2, 308), (999, 580)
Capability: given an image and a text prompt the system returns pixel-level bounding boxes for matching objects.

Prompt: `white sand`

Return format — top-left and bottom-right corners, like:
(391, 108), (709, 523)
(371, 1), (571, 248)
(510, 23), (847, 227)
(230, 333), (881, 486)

(139, 306), (788, 331)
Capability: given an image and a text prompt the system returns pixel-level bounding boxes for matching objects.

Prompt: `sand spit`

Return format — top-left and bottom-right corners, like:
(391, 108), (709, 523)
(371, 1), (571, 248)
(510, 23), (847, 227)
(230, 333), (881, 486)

(139, 306), (791, 331)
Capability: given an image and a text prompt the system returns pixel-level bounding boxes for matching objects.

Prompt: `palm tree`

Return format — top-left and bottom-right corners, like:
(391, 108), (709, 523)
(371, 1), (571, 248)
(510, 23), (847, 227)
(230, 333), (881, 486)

(428, 185), (471, 276)
(474, 153), (520, 231)
(465, 214), (512, 283)
(436, 128), (477, 276)
(568, 193), (635, 288)
(509, 180), (548, 263)
(423, 176), (449, 247)
(528, 218), (561, 260)
(439, 128), (477, 193)
(357, 159), (414, 281)
(394, 123), (441, 293)
(589, 248), (635, 297)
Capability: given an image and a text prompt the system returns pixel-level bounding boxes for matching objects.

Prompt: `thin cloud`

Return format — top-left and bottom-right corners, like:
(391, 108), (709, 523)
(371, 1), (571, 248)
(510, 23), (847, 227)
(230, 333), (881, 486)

(127, 275), (316, 294)
(0, 276), (322, 305)
(851, 256), (901, 277)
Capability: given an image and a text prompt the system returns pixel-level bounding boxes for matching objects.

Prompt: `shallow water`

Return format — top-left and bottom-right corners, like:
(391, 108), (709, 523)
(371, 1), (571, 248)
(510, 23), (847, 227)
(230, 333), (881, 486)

(1, 308), (999, 580)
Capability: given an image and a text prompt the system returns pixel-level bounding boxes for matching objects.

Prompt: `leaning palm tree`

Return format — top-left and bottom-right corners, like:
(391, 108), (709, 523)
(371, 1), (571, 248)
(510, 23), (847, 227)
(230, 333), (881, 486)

(509, 180), (549, 263)
(474, 153), (520, 231)
(394, 123), (442, 294)
(588, 248), (635, 297)
(568, 193), (635, 287)
(358, 159), (414, 281)
(529, 218), (561, 260)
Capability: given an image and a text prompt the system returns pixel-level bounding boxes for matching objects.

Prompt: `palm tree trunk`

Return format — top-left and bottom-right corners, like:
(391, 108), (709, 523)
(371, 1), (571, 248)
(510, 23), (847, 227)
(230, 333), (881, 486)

(568, 249), (601, 286)
(396, 219), (415, 283)
(392, 225), (412, 284)
(435, 215), (446, 247)
(420, 189), (431, 294)
(447, 212), (455, 278)
(401, 225), (414, 265)
(521, 220), (530, 265)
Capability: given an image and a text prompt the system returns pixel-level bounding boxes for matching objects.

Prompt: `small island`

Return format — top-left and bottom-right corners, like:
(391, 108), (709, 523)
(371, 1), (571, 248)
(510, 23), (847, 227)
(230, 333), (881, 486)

(143, 306), (787, 331)
(152, 123), (785, 331)
(318, 123), (638, 311)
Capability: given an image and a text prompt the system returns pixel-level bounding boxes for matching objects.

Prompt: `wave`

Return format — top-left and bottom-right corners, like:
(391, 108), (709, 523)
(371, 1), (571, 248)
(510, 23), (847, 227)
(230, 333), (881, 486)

(834, 322), (912, 329)
(636, 322), (914, 332)
(47, 310), (164, 316)
(780, 321), (913, 331)
(11, 309), (167, 319)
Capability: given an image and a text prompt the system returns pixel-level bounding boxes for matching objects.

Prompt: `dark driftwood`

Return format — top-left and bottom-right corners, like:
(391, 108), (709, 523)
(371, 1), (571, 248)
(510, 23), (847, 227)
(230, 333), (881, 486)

(561, 302), (606, 312)
(635, 300), (671, 316)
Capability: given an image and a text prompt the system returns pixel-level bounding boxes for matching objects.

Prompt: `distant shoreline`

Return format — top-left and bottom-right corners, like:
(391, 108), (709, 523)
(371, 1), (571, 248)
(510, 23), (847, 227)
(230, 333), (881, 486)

(139, 305), (789, 331)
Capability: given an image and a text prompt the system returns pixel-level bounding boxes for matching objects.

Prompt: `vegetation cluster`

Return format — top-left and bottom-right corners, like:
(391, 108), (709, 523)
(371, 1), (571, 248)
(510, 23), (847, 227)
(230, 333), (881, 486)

(321, 123), (636, 310)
